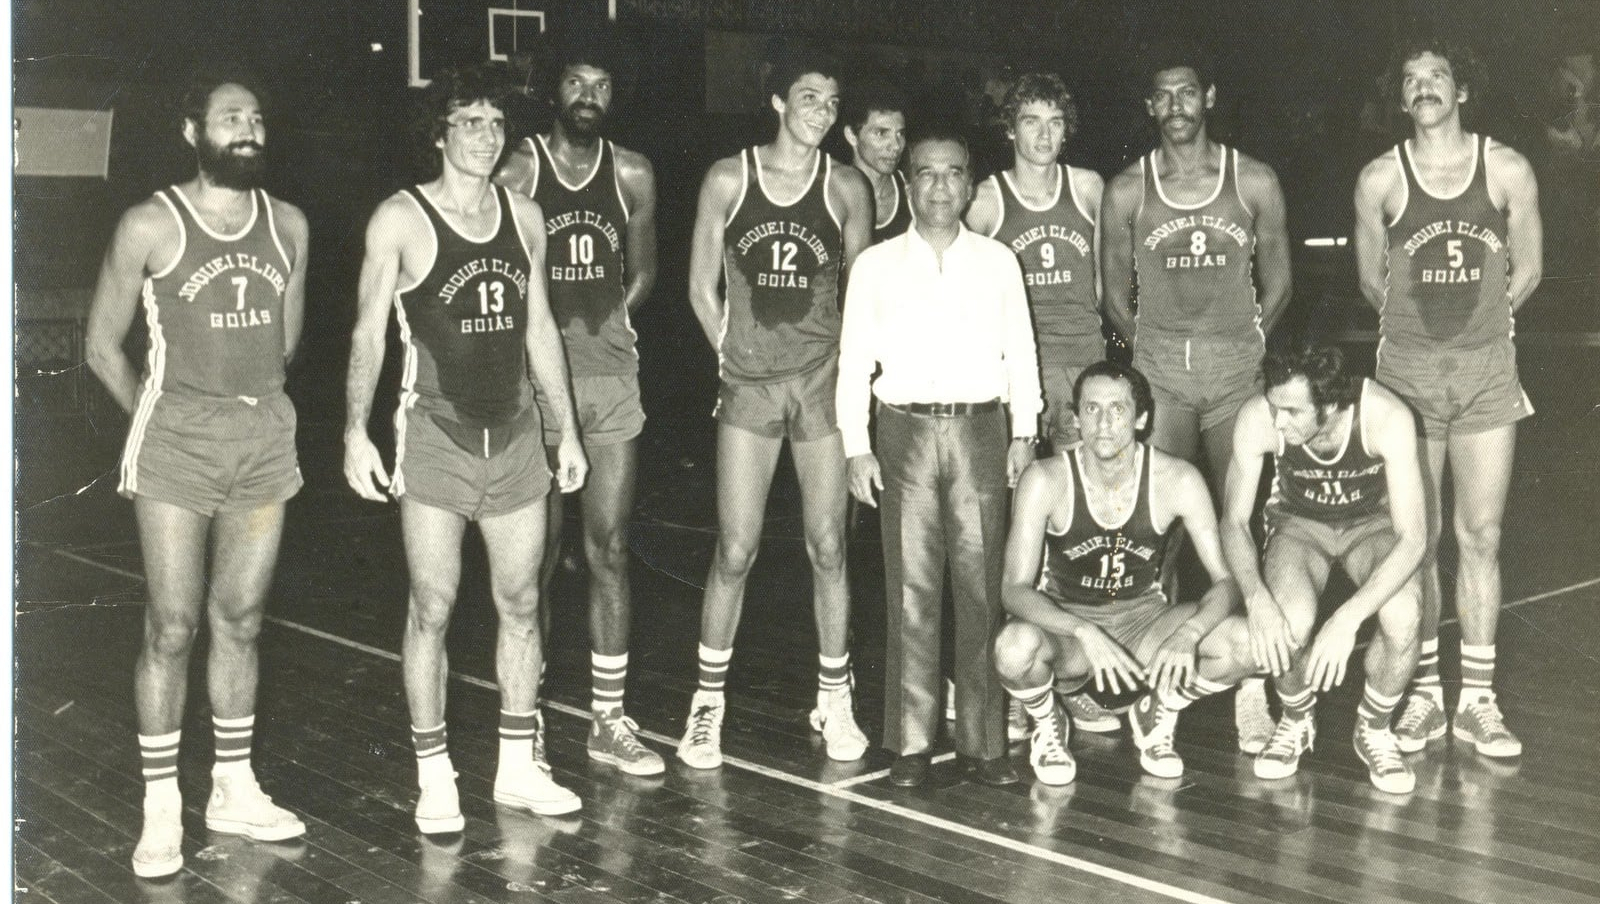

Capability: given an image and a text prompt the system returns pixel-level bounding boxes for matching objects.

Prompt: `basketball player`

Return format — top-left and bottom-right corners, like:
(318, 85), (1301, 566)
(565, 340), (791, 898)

(996, 361), (1254, 784)
(1353, 38), (1542, 758)
(1221, 345), (1424, 793)
(344, 66), (587, 831)
(965, 72), (1120, 737)
(494, 37), (662, 776)
(842, 80), (910, 243)
(1099, 43), (1292, 753)
(680, 49), (874, 768)
(85, 72), (309, 878)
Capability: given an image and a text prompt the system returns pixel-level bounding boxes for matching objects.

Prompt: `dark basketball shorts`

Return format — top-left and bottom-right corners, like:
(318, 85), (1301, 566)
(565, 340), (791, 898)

(1265, 509), (1394, 565)
(534, 372), (645, 448)
(1044, 590), (1190, 668)
(393, 404), (551, 521)
(713, 358), (839, 442)
(1376, 338), (1533, 438)
(1134, 334), (1263, 433)
(118, 390), (301, 516)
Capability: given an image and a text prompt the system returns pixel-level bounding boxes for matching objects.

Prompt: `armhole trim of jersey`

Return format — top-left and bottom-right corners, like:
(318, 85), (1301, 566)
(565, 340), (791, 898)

(823, 156), (842, 233)
(611, 142), (632, 221)
(1134, 156), (1148, 222)
(505, 186), (537, 277)
(1066, 166), (1094, 224)
(1045, 448), (1076, 537)
(394, 191), (436, 296)
(1385, 145), (1410, 228)
(150, 190), (187, 280)
(724, 150), (749, 229)
(1358, 379), (1376, 459)
(524, 136), (542, 198)
(260, 191), (293, 272)
(983, 175), (1003, 238)
(1231, 149), (1249, 211)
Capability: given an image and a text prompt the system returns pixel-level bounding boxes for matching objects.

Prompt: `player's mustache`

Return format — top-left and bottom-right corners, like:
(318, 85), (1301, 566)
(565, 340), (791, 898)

(1411, 94), (1442, 106)
(227, 141), (265, 153)
(568, 102), (604, 115)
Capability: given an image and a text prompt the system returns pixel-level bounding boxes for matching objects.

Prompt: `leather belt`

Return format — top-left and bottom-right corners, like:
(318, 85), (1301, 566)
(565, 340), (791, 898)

(887, 399), (1002, 417)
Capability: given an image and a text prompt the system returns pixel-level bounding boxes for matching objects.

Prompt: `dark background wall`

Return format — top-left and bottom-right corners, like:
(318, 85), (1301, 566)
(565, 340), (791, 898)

(14, 0), (1597, 407)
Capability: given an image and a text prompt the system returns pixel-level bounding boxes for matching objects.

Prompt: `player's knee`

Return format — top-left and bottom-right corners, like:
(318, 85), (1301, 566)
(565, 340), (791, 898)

(713, 535), (760, 579)
(209, 608), (264, 648)
(993, 621), (1049, 680)
(142, 613), (199, 659)
(804, 529), (845, 575)
(406, 585), (458, 636)
(1453, 516), (1503, 563)
(1202, 616), (1253, 671)
(583, 525), (630, 578)
(1377, 590), (1421, 647)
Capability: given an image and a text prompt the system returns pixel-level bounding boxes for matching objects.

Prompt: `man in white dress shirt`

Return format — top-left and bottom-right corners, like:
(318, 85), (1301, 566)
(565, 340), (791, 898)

(837, 123), (1042, 787)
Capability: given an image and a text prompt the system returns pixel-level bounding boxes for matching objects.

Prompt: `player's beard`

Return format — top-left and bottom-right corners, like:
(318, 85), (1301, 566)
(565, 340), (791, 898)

(558, 101), (606, 146)
(197, 134), (266, 190)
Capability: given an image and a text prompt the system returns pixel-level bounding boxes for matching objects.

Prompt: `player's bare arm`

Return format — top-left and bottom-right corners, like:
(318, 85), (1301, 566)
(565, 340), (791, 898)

(687, 155), (742, 348)
(271, 198), (310, 364)
(491, 139), (538, 198)
(1239, 155), (1292, 332)
(509, 191), (587, 493)
(1073, 166), (1107, 301)
(963, 176), (1001, 235)
(1001, 460), (1146, 693)
(86, 199), (178, 414)
(343, 194), (413, 501)
(1149, 449), (1243, 692)
(1353, 155), (1403, 313)
(615, 146), (658, 311)
(1221, 396), (1298, 675)
(829, 161), (874, 279)
(1098, 164), (1143, 342)
(1487, 143), (1543, 310)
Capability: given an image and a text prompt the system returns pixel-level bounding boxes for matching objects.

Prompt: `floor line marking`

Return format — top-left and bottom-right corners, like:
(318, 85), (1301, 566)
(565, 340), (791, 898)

(44, 546), (1600, 904)
(1351, 574), (1600, 652)
(46, 547), (143, 580)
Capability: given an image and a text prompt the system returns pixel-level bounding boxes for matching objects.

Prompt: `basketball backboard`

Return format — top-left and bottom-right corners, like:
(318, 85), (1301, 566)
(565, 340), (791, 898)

(408, 0), (615, 87)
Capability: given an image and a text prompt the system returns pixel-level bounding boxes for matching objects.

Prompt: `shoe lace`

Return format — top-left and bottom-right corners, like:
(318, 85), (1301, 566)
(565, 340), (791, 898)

(1032, 714), (1070, 764)
(1396, 694), (1437, 732)
(608, 715), (650, 755)
(1067, 694), (1111, 719)
(1236, 684), (1274, 736)
(1463, 697), (1509, 736)
(1263, 718), (1312, 759)
(1357, 725), (1405, 773)
(688, 704), (721, 747)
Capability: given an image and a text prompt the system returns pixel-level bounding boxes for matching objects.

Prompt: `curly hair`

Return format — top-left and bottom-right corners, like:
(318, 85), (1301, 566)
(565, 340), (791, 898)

(1002, 72), (1078, 141)
(1262, 344), (1360, 410)
(179, 68), (268, 132)
(411, 64), (515, 179)
(1383, 35), (1482, 108)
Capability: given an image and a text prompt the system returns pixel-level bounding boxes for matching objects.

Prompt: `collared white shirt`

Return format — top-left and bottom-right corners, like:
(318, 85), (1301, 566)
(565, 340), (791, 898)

(836, 223), (1042, 458)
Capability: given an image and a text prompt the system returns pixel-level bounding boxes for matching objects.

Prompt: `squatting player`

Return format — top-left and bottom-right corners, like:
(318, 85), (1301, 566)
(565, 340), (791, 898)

(1100, 43), (1292, 752)
(965, 71), (1121, 737)
(995, 361), (1254, 785)
(344, 66), (587, 830)
(86, 71), (310, 878)
(495, 35), (663, 777)
(681, 49), (874, 768)
(1221, 345), (1424, 793)
(1354, 37), (1542, 758)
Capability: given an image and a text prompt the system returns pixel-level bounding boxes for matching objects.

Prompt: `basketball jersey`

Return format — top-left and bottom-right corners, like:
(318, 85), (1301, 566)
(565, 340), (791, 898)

(871, 170), (912, 244)
(1037, 445), (1168, 607)
(1382, 135), (1512, 350)
(525, 135), (637, 376)
(140, 187), (292, 399)
(396, 185), (533, 427)
(720, 147), (844, 384)
(1267, 380), (1388, 523)
(1132, 146), (1260, 340)
(987, 165), (1102, 366)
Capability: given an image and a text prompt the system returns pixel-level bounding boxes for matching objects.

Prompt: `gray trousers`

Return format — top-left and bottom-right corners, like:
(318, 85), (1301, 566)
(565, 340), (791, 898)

(877, 403), (1009, 759)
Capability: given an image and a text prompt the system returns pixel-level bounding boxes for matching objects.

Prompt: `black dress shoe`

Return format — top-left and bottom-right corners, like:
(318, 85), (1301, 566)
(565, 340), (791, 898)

(958, 754), (1020, 786)
(889, 752), (931, 787)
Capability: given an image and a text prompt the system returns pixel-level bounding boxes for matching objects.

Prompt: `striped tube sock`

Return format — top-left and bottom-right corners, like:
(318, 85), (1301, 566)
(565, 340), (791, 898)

(411, 722), (449, 762)
(1356, 683), (1404, 729)
(1160, 676), (1232, 712)
(1413, 638), (1443, 702)
(1006, 682), (1057, 722)
(139, 729), (182, 787)
(1279, 687), (1316, 720)
(212, 714), (255, 777)
(1459, 643), (1496, 706)
(818, 653), (851, 696)
(592, 651), (628, 714)
(499, 710), (539, 766)
(697, 644), (732, 694)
